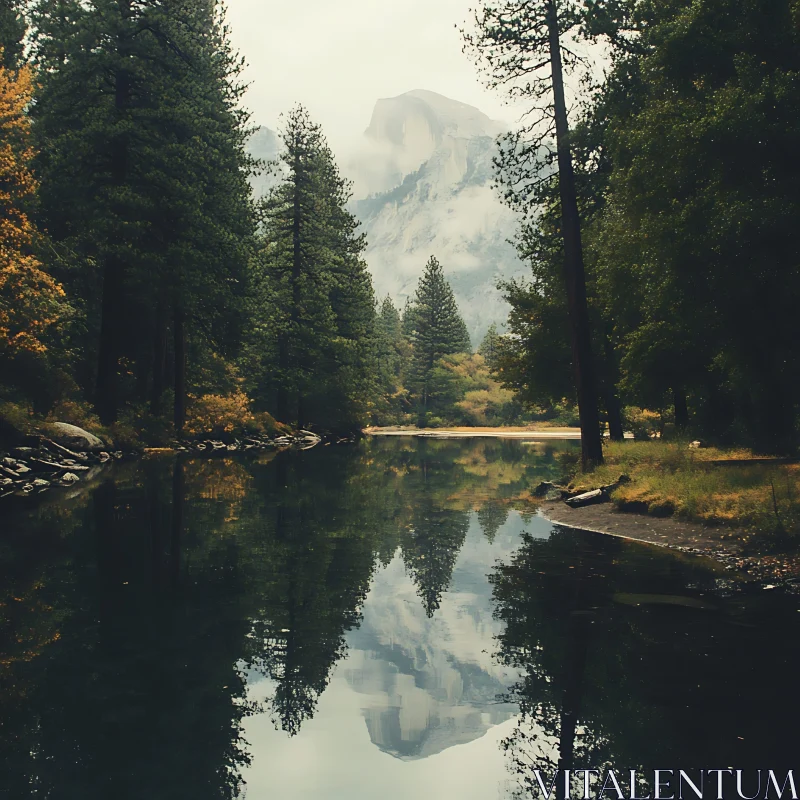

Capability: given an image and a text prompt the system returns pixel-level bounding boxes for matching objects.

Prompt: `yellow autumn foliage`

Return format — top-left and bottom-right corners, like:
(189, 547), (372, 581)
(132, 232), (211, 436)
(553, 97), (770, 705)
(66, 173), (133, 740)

(185, 390), (285, 438)
(0, 56), (65, 355)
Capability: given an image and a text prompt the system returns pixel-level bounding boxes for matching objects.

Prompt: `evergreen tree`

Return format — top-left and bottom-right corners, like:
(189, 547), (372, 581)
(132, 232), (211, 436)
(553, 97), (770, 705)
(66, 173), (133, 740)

(463, 0), (607, 467)
(0, 0), (26, 68)
(592, 0), (800, 452)
(249, 105), (375, 432)
(30, 0), (254, 430)
(405, 255), (471, 418)
(478, 323), (501, 367)
(371, 295), (412, 422)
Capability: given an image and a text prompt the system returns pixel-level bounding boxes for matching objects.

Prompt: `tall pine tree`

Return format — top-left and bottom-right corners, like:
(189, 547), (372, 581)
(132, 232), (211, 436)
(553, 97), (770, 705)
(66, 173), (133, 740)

(30, 0), (254, 430)
(248, 105), (375, 432)
(405, 255), (471, 418)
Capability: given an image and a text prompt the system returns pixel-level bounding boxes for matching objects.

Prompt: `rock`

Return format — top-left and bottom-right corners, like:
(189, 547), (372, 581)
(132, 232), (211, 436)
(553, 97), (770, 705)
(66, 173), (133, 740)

(0, 477), (12, 487)
(689, 441), (705, 449)
(32, 457), (89, 472)
(14, 462), (31, 474)
(32, 478), (51, 488)
(565, 489), (609, 508)
(48, 422), (106, 452)
(61, 472), (80, 484)
(2, 457), (18, 468)
(1, 465), (19, 478)
(534, 480), (561, 497)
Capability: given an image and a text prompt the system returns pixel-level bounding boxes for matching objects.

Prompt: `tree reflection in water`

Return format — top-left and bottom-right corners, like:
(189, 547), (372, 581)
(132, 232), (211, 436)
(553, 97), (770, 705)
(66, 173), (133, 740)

(491, 527), (800, 798)
(0, 437), (575, 797)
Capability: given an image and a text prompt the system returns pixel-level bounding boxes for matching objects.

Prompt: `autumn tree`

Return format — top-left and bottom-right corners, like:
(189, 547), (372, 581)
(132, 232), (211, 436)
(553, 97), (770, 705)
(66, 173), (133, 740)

(0, 55), (66, 388)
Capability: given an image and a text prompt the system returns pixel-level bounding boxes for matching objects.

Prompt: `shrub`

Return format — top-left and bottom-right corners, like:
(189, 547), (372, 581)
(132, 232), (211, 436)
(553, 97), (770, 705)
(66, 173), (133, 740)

(45, 398), (105, 435)
(185, 390), (287, 439)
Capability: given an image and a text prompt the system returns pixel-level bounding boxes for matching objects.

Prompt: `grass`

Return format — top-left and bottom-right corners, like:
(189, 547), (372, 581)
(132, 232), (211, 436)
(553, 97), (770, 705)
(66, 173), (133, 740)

(568, 441), (800, 543)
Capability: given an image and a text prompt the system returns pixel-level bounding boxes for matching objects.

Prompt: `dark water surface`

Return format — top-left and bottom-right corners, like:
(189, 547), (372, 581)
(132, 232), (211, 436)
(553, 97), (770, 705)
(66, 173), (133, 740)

(1, 438), (799, 799)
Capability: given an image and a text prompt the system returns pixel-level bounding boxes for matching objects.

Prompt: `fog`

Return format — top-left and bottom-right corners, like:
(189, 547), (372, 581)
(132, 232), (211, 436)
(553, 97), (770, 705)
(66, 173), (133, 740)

(224, 0), (525, 151)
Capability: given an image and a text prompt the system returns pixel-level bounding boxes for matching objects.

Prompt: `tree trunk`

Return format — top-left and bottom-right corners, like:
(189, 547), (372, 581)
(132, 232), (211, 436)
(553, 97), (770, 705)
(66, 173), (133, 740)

(277, 333), (290, 422)
(674, 387), (689, 432)
(546, 1), (603, 470)
(95, 256), (122, 424)
(290, 134), (303, 427)
(606, 390), (625, 442)
(173, 308), (186, 437)
(96, 4), (133, 425)
(150, 299), (168, 415)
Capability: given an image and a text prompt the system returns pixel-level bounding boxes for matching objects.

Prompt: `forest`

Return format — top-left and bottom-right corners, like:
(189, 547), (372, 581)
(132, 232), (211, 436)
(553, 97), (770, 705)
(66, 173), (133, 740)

(1, 0), (799, 456)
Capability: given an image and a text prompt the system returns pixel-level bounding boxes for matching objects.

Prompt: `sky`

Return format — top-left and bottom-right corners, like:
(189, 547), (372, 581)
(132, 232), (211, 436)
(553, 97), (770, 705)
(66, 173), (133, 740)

(224, 0), (526, 152)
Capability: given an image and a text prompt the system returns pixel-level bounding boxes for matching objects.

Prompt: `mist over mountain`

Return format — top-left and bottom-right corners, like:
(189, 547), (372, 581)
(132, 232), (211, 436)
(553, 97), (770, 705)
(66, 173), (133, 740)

(348, 90), (526, 345)
(248, 90), (527, 345)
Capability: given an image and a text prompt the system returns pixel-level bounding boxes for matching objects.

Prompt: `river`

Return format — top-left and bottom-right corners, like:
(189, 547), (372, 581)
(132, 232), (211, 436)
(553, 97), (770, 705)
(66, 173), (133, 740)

(1, 438), (798, 799)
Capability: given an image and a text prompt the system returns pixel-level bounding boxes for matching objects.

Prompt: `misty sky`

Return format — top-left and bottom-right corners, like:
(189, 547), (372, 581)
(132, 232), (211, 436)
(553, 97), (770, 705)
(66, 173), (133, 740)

(224, 0), (526, 151)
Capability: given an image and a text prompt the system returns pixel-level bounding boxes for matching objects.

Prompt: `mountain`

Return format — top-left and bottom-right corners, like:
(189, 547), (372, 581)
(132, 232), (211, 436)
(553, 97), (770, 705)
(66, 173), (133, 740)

(348, 90), (527, 345)
(246, 91), (528, 346)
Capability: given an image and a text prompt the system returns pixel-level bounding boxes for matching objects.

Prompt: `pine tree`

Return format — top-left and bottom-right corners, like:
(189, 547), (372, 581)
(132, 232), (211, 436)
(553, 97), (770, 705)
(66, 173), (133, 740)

(250, 105), (375, 431)
(478, 323), (501, 367)
(371, 295), (412, 423)
(405, 255), (471, 416)
(463, 0), (605, 468)
(30, 0), (255, 430)
(0, 1), (26, 68)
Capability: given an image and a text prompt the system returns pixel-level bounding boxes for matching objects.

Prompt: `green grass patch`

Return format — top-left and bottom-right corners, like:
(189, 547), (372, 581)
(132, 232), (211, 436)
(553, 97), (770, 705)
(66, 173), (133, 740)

(569, 441), (800, 540)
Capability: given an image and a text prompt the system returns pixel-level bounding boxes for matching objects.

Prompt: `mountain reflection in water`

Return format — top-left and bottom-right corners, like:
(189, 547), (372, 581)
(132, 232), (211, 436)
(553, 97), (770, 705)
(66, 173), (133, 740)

(1, 437), (799, 800)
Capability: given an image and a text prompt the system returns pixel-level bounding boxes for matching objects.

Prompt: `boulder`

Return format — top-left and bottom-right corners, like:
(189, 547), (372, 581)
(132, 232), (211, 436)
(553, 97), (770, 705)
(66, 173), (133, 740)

(565, 488), (609, 508)
(48, 422), (106, 453)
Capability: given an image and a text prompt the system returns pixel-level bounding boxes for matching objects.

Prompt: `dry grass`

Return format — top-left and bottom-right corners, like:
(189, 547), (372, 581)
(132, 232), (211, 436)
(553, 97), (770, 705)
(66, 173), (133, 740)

(570, 441), (800, 539)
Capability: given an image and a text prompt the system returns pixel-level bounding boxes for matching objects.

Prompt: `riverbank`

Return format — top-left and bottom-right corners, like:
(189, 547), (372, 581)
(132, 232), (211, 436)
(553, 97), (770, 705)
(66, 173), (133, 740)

(365, 425), (581, 440)
(542, 440), (800, 586)
(0, 423), (327, 508)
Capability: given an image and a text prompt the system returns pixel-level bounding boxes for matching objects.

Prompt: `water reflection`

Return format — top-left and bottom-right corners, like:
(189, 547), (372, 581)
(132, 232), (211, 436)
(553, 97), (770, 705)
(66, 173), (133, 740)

(491, 528), (800, 798)
(2, 437), (798, 800)
(0, 438), (570, 798)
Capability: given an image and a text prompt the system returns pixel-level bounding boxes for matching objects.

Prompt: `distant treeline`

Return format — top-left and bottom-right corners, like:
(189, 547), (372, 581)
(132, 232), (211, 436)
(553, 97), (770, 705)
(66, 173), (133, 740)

(0, 1), (523, 443)
(466, 0), (800, 453)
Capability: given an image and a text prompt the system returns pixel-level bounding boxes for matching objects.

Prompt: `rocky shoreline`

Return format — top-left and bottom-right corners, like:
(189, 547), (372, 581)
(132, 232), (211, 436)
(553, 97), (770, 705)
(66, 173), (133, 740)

(0, 424), (336, 508)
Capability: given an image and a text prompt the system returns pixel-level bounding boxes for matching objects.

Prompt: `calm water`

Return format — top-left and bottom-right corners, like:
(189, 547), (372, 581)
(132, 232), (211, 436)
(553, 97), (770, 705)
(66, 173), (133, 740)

(1, 438), (799, 800)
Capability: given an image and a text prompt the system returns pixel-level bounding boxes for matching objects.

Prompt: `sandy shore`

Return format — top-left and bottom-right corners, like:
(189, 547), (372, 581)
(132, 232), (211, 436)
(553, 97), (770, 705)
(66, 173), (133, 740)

(365, 426), (581, 440)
